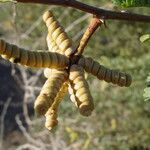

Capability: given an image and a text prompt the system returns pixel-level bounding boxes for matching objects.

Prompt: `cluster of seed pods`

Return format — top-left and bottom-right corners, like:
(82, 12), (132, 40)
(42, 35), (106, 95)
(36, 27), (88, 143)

(0, 10), (132, 130)
(0, 40), (69, 69)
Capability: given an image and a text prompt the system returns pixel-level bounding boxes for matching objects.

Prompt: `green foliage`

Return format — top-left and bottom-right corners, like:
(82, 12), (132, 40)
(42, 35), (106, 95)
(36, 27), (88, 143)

(140, 35), (150, 101)
(143, 74), (150, 101)
(0, 0), (16, 3)
(112, 0), (150, 7)
(140, 34), (150, 43)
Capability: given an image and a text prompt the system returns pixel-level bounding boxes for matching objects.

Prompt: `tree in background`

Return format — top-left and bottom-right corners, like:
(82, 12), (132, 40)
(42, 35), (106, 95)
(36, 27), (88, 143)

(0, 0), (149, 150)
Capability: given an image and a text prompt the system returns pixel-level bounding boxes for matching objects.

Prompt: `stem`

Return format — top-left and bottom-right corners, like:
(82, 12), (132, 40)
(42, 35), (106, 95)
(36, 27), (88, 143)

(75, 16), (103, 56)
(16, 0), (150, 23)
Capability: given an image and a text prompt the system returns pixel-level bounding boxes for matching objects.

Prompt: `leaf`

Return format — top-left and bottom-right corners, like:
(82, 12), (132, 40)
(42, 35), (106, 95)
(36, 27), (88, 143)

(112, 0), (150, 7)
(143, 88), (150, 101)
(140, 34), (150, 43)
(146, 76), (150, 82)
(0, 0), (16, 3)
(65, 127), (78, 143)
(143, 74), (150, 101)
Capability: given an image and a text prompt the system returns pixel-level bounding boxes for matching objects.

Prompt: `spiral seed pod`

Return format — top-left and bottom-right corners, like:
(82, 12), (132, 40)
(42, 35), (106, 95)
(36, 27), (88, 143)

(49, 81), (69, 111)
(0, 39), (69, 69)
(45, 108), (58, 130)
(68, 83), (80, 107)
(44, 33), (58, 78)
(44, 68), (52, 78)
(44, 31), (61, 78)
(46, 33), (62, 53)
(34, 70), (68, 116)
(44, 16), (69, 99)
(44, 12), (66, 78)
(69, 65), (94, 116)
(43, 10), (74, 56)
(52, 82), (69, 108)
(45, 82), (68, 130)
(45, 30), (69, 101)
(78, 56), (132, 87)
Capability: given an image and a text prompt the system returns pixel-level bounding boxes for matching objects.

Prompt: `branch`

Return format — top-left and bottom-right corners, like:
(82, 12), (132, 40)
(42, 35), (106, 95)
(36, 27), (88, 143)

(16, 0), (150, 23)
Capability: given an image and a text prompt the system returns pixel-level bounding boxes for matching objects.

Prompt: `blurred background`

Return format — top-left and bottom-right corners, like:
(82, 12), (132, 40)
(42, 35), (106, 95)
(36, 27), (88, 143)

(0, 0), (150, 150)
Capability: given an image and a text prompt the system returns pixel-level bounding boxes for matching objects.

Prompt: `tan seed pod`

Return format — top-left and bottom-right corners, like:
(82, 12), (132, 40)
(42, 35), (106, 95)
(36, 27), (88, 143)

(0, 39), (69, 69)
(97, 65), (107, 80)
(44, 32), (60, 78)
(45, 22), (64, 79)
(118, 72), (127, 87)
(19, 48), (29, 65)
(45, 82), (68, 130)
(69, 65), (94, 116)
(105, 69), (112, 83)
(34, 70), (68, 116)
(0, 39), (6, 54)
(78, 56), (132, 87)
(52, 82), (68, 108)
(10, 45), (20, 63)
(44, 68), (52, 78)
(111, 70), (120, 84)
(45, 108), (58, 130)
(125, 74), (132, 87)
(34, 51), (43, 67)
(43, 10), (53, 22)
(1, 43), (13, 59)
(52, 27), (64, 41)
(44, 23), (69, 106)
(46, 33), (60, 53)
(68, 83), (80, 107)
(26, 51), (36, 67)
(43, 10), (74, 57)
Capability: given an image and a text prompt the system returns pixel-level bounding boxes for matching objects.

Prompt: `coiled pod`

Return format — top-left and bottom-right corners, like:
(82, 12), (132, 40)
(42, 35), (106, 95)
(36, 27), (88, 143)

(0, 39), (69, 69)
(43, 11), (69, 78)
(44, 16), (69, 103)
(69, 65), (94, 116)
(78, 56), (132, 87)
(51, 82), (68, 109)
(34, 69), (68, 116)
(46, 33), (61, 53)
(44, 29), (61, 78)
(68, 83), (79, 107)
(44, 68), (52, 78)
(45, 108), (58, 130)
(44, 37), (59, 78)
(45, 82), (68, 130)
(112, 0), (150, 7)
(43, 10), (74, 57)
